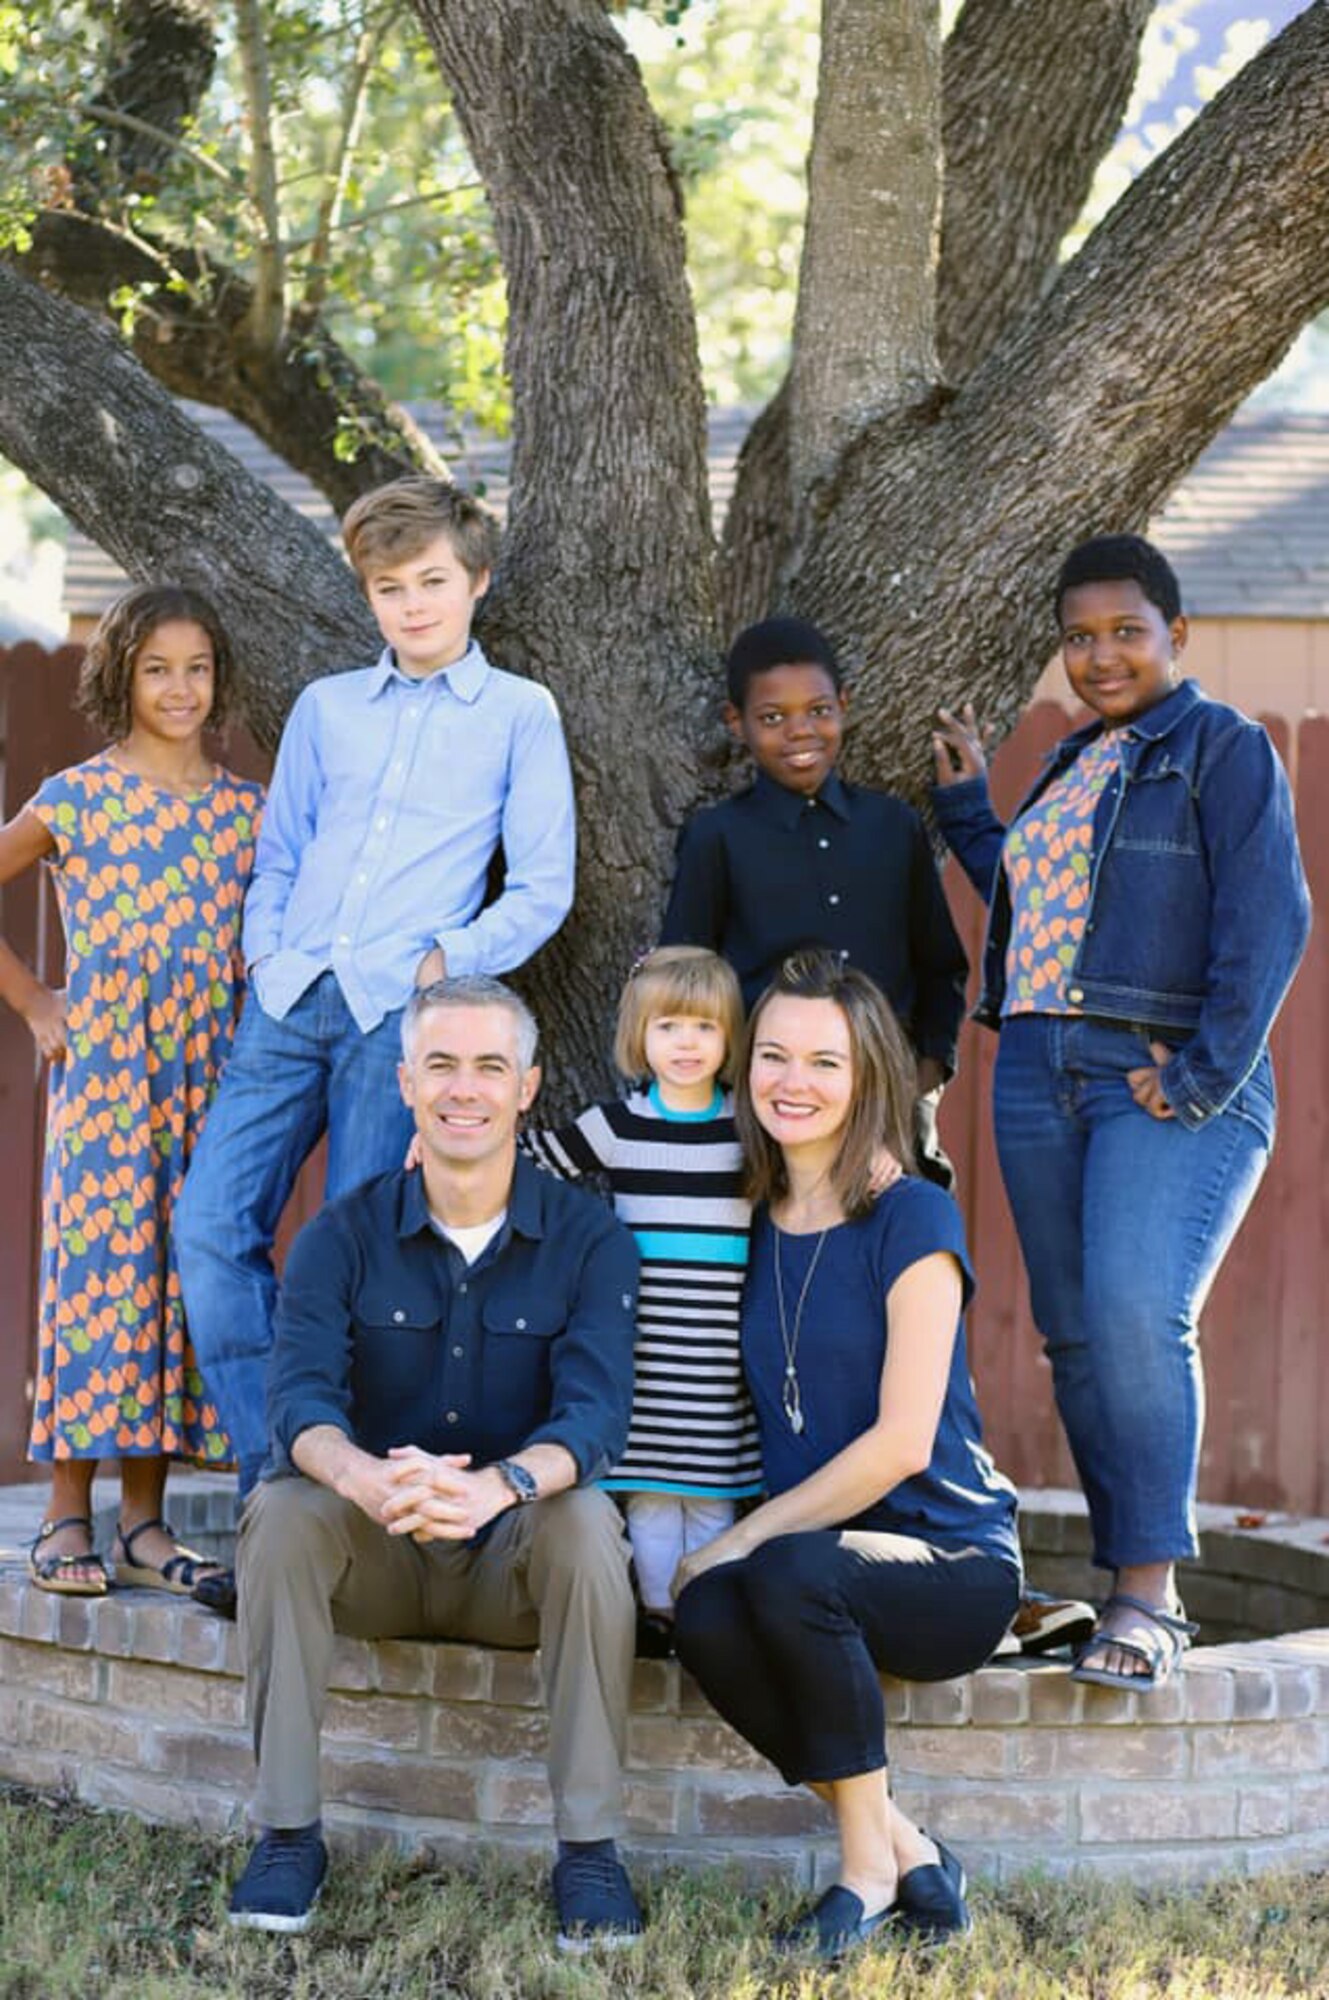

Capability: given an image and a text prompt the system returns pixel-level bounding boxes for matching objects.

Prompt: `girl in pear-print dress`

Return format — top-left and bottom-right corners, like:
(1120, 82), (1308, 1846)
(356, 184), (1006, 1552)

(0, 583), (263, 1597)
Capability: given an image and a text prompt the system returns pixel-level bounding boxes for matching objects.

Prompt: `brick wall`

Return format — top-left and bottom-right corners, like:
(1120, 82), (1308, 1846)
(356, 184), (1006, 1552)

(0, 1564), (1324, 1887)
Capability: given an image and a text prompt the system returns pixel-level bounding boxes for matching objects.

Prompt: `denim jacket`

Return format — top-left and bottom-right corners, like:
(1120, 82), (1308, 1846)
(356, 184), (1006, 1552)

(932, 680), (1311, 1131)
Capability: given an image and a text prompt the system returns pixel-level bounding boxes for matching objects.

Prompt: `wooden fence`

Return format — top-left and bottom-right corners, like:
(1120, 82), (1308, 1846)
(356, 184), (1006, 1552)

(1, 646), (1325, 1513)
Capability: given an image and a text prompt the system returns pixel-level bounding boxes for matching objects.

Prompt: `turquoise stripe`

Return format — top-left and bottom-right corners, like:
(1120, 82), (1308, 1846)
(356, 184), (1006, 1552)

(631, 1229), (749, 1264)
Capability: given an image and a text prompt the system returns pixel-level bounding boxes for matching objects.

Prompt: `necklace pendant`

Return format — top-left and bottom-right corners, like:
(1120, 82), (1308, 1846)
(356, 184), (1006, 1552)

(782, 1374), (804, 1435)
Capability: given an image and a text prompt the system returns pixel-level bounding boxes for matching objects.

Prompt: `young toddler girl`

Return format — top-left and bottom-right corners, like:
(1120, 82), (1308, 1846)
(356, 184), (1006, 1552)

(523, 946), (760, 1647)
(0, 583), (264, 1595)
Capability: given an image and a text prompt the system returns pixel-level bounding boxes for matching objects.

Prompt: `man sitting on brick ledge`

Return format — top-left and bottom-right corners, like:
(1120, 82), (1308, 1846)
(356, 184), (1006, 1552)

(228, 976), (643, 1950)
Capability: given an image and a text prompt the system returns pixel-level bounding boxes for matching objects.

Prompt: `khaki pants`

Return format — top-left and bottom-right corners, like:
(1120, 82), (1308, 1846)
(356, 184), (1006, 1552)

(238, 1477), (635, 1841)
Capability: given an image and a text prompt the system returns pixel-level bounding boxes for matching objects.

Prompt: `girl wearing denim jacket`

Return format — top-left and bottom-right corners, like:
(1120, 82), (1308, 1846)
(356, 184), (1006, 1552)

(932, 534), (1310, 1693)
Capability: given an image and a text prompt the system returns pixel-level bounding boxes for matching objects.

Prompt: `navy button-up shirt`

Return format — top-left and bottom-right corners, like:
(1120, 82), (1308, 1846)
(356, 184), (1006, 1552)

(661, 771), (968, 1070)
(266, 1157), (640, 1483)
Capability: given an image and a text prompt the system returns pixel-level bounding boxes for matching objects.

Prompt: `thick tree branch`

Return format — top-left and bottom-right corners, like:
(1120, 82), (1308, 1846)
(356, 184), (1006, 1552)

(720, 0), (1154, 626)
(789, 0), (940, 503)
(786, 2), (1329, 800)
(20, 213), (445, 509)
(938, 0), (1153, 380)
(0, 265), (377, 746)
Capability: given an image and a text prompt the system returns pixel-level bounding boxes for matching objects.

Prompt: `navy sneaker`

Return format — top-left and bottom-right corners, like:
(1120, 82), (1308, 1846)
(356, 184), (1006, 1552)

(773, 1884), (897, 1962)
(551, 1845), (643, 1954)
(897, 1835), (971, 1944)
(227, 1826), (328, 1934)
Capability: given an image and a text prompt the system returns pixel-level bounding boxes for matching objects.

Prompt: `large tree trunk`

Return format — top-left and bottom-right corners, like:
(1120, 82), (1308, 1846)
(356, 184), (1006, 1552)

(412, 0), (722, 1101)
(0, 265), (376, 745)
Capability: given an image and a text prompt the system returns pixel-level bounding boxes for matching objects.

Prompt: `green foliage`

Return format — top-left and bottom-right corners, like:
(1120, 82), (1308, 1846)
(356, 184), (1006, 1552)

(625, 0), (817, 404)
(0, 1), (507, 427)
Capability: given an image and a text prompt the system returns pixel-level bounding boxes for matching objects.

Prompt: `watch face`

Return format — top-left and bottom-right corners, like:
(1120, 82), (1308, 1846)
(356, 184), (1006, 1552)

(500, 1458), (537, 1503)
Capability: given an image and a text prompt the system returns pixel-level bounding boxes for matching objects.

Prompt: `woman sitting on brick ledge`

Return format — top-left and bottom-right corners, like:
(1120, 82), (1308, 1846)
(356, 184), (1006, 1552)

(673, 953), (1021, 1965)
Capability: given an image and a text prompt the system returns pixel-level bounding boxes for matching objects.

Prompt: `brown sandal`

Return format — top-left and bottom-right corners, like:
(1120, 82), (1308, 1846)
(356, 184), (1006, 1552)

(29, 1515), (111, 1597)
(114, 1516), (224, 1595)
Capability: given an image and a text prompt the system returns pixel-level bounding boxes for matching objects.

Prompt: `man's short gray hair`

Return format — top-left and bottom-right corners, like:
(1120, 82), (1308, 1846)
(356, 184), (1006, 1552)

(400, 975), (539, 1069)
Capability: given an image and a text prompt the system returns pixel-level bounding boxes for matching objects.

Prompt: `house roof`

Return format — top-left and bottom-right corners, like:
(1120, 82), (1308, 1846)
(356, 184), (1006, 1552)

(61, 402), (1329, 622)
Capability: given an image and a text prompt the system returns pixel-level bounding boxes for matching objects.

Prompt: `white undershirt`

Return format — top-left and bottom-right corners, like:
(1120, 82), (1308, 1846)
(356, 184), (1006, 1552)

(428, 1208), (507, 1265)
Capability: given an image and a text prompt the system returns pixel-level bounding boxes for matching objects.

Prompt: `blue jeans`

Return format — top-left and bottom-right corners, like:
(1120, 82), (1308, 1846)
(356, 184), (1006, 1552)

(993, 1015), (1271, 1570)
(175, 973), (414, 1486)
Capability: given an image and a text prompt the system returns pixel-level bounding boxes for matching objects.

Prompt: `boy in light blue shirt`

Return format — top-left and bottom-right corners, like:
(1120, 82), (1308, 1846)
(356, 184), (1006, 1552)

(175, 477), (575, 1506)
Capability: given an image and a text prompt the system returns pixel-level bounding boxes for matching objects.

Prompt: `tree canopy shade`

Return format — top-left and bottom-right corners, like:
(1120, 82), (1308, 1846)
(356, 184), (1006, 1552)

(2, 0), (1328, 1096)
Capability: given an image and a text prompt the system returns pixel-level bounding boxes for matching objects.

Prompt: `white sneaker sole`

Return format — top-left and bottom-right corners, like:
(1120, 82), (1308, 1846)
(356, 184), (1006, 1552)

(555, 1927), (643, 1956)
(227, 1883), (323, 1934)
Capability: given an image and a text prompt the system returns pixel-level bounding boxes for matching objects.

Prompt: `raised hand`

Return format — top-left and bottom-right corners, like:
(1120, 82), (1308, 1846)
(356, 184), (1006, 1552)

(932, 703), (993, 787)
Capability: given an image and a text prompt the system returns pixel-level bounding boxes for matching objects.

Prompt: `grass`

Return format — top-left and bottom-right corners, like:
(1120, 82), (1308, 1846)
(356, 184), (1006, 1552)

(0, 1786), (1325, 2000)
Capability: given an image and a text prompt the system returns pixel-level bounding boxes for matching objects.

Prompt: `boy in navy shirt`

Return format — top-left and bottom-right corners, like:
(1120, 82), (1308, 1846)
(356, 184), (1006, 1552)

(661, 616), (966, 1183)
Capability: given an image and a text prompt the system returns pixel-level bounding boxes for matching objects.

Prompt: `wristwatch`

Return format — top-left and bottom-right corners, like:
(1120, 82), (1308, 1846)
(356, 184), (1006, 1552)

(493, 1457), (538, 1506)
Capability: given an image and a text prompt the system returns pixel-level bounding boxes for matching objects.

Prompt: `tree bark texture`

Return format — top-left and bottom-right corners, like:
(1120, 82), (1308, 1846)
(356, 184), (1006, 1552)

(937, 0), (1154, 381)
(21, 214), (446, 510)
(412, 0), (723, 1101)
(717, 0), (1152, 631)
(787, 1), (1329, 803)
(790, 0), (941, 504)
(0, 264), (377, 746)
(76, 0), (218, 200)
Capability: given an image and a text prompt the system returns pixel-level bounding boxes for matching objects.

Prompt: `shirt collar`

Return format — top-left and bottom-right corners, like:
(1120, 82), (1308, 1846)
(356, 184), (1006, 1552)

(366, 640), (491, 704)
(396, 1152), (547, 1242)
(751, 767), (852, 829)
(1045, 678), (1200, 766)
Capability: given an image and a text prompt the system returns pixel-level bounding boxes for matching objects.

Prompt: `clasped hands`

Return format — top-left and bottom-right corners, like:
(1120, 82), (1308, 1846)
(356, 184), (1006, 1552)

(356, 1446), (505, 1543)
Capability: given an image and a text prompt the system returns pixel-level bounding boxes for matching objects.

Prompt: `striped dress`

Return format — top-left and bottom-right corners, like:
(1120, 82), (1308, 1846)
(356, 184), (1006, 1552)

(523, 1083), (762, 1497)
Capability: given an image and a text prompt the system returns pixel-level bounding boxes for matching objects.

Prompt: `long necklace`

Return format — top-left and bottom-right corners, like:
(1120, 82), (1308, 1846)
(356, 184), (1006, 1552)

(772, 1221), (829, 1435)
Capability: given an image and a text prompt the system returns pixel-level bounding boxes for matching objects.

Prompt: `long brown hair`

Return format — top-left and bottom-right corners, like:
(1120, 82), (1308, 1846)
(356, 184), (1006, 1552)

(736, 952), (917, 1217)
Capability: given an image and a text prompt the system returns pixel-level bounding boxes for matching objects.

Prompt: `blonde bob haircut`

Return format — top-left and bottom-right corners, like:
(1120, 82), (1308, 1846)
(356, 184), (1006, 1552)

(614, 946), (745, 1086)
(736, 951), (917, 1218)
(342, 475), (500, 585)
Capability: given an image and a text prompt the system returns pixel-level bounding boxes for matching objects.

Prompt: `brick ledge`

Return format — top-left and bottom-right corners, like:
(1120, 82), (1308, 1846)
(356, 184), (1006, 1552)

(0, 1559), (1326, 1887)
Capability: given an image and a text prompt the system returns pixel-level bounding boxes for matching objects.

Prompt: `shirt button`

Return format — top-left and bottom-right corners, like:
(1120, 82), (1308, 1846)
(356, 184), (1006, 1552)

(338, 933), (351, 945)
(392, 1310), (405, 1324)
(818, 838), (829, 850)
(458, 1281), (468, 1295)
(452, 1344), (463, 1358)
(376, 816), (387, 831)
(828, 893), (840, 906)
(1068, 986), (1085, 1003)
(446, 1410), (459, 1424)
(840, 950), (850, 961)
(515, 1317), (527, 1330)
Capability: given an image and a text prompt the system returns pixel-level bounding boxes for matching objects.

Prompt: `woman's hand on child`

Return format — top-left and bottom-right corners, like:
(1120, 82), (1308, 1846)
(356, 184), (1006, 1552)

(24, 986), (67, 1063)
(404, 1131), (423, 1170)
(1127, 1041), (1177, 1121)
(671, 1527), (747, 1600)
(867, 1147), (903, 1196)
(932, 704), (993, 786)
(415, 946), (447, 988)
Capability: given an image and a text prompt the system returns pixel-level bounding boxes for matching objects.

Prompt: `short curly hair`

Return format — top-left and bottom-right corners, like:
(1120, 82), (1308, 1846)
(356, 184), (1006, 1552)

(1055, 535), (1183, 624)
(77, 583), (235, 739)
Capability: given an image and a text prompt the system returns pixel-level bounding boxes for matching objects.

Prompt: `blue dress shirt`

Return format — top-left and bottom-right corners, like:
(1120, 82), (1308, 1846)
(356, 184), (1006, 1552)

(266, 1157), (641, 1485)
(243, 642), (576, 1030)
